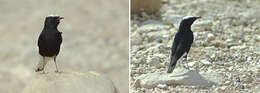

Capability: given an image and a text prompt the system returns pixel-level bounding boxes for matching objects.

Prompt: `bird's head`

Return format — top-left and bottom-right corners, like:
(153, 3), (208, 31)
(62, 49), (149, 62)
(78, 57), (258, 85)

(44, 14), (64, 28)
(179, 16), (201, 29)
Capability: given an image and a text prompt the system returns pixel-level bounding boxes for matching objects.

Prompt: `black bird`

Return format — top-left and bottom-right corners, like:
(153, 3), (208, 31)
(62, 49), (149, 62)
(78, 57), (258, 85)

(167, 16), (200, 73)
(36, 15), (64, 73)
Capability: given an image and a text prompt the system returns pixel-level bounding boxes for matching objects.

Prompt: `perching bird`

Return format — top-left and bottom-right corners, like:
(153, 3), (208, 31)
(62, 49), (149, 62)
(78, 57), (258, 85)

(35, 15), (64, 73)
(167, 16), (200, 73)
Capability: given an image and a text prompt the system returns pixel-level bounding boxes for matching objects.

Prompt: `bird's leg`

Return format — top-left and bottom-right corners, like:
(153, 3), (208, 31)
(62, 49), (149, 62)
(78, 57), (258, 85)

(42, 70), (46, 74)
(54, 56), (59, 72)
(185, 59), (190, 70)
(183, 55), (187, 59)
(183, 53), (190, 70)
(41, 57), (46, 74)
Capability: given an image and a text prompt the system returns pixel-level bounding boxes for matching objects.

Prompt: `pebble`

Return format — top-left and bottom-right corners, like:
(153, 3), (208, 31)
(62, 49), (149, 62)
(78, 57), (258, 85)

(201, 59), (211, 65)
(157, 84), (167, 89)
(187, 61), (196, 67)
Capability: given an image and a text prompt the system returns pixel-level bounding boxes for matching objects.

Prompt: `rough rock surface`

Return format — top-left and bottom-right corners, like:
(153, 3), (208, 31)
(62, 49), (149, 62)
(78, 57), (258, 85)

(131, 0), (162, 14)
(131, 0), (260, 92)
(0, 0), (128, 93)
(23, 72), (117, 93)
(135, 68), (223, 88)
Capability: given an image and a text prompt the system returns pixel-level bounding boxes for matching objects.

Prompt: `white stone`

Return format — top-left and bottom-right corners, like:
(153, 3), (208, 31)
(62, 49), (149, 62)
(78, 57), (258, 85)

(187, 61), (196, 67)
(157, 84), (167, 89)
(136, 68), (223, 88)
(22, 72), (117, 93)
(207, 33), (215, 41)
(201, 59), (211, 65)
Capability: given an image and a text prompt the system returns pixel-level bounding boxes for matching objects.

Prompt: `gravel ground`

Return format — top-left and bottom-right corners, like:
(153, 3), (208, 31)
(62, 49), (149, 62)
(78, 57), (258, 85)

(0, 0), (128, 93)
(130, 0), (260, 92)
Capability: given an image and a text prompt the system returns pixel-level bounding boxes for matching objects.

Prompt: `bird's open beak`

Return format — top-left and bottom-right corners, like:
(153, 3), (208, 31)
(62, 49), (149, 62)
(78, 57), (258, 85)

(59, 17), (64, 20)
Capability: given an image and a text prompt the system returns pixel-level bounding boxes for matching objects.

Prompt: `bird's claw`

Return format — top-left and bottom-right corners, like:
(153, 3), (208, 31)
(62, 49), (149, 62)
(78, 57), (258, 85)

(183, 65), (190, 70)
(183, 55), (187, 59)
(55, 70), (59, 73)
(41, 70), (47, 74)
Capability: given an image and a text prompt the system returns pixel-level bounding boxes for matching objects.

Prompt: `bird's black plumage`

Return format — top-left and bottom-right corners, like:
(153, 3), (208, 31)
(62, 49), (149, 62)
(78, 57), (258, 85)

(167, 16), (200, 73)
(36, 15), (63, 72)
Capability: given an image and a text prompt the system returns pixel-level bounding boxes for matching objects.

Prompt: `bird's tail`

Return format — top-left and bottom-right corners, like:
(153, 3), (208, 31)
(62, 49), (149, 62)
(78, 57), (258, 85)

(35, 57), (48, 72)
(167, 56), (177, 73)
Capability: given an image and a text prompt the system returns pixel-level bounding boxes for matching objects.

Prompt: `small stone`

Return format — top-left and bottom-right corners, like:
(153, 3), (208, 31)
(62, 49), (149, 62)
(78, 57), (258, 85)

(137, 23), (170, 33)
(207, 33), (215, 41)
(132, 57), (145, 64)
(216, 61), (224, 65)
(220, 86), (228, 90)
(131, 31), (143, 45)
(146, 56), (161, 67)
(157, 84), (167, 89)
(230, 45), (247, 50)
(201, 59), (211, 65)
(187, 61), (196, 67)
(232, 32), (244, 39)
(228, 66), (233, 71)
(255, 35), (260, 42)
(155, 38), (163, 43)
(137, 68), (223, 88)
(133, 79), (141, 88)
(162, 14), (182, 26)
(213, 40), (226, 48)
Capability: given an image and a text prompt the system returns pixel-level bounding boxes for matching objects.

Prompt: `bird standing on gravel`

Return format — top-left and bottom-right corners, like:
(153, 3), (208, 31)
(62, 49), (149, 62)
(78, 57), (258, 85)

(36, 15), (64, 73)
(167, 16), (200, 73)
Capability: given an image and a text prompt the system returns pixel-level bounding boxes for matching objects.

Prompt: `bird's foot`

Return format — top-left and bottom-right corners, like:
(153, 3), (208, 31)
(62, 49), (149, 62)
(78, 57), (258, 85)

(183, 64), (190, 70)
(55, 70), (60, 73)
(35, 68), (44, 72)
(183, 55), (187, 59)
(41, 70), (47, 74)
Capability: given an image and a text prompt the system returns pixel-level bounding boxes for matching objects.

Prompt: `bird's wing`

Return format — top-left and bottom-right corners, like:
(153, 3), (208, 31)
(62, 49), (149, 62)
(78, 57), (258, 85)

(168, 33), (182, 73)
(38, 33), (46, 47)
(56, 31), (62, 45)
(171, 33), (188, 60)
(171, 33), (181, 55)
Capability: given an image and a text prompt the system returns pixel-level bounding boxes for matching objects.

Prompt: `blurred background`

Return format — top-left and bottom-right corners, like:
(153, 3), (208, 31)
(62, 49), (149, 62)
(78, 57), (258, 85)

(0, 0), (128, 93)
(131, 0), (260, 92)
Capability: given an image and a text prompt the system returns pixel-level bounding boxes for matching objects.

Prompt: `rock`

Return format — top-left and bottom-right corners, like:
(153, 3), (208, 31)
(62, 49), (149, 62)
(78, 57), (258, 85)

(232, 32), (244, 40)
(201, 59), (211, 65)
(147, 56), (160, 65)
(131, 31), (143, 45)
(146, 30), (171, 43)
(207, 33), (215, 41)
(255, 35), (260, 42)
(228, 66), (233, 71)
(157, 84), (167, 89)
(212, 40), (226, 48)
(225, 38), (240, 47)
(10, 65), (32, 81)
(133, 79), (141, 88)
(187, 61), (196, 67)
(162, 14), (182, 26)
(132, 57), (145, 64)
(256, 85), (260, 93)
(146, 53), (167, 68)
(195, 20), (212, 31)
(216, 61), (224, 66)
(220, 86), (228, 90)
(131, 0), (161, 14)
(22, 72), (117, 93)
(136, 68), (223, 88)
(230, 44), (247, 50)
(141, 19), (162, 25)
(137, 23), (170, 33)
